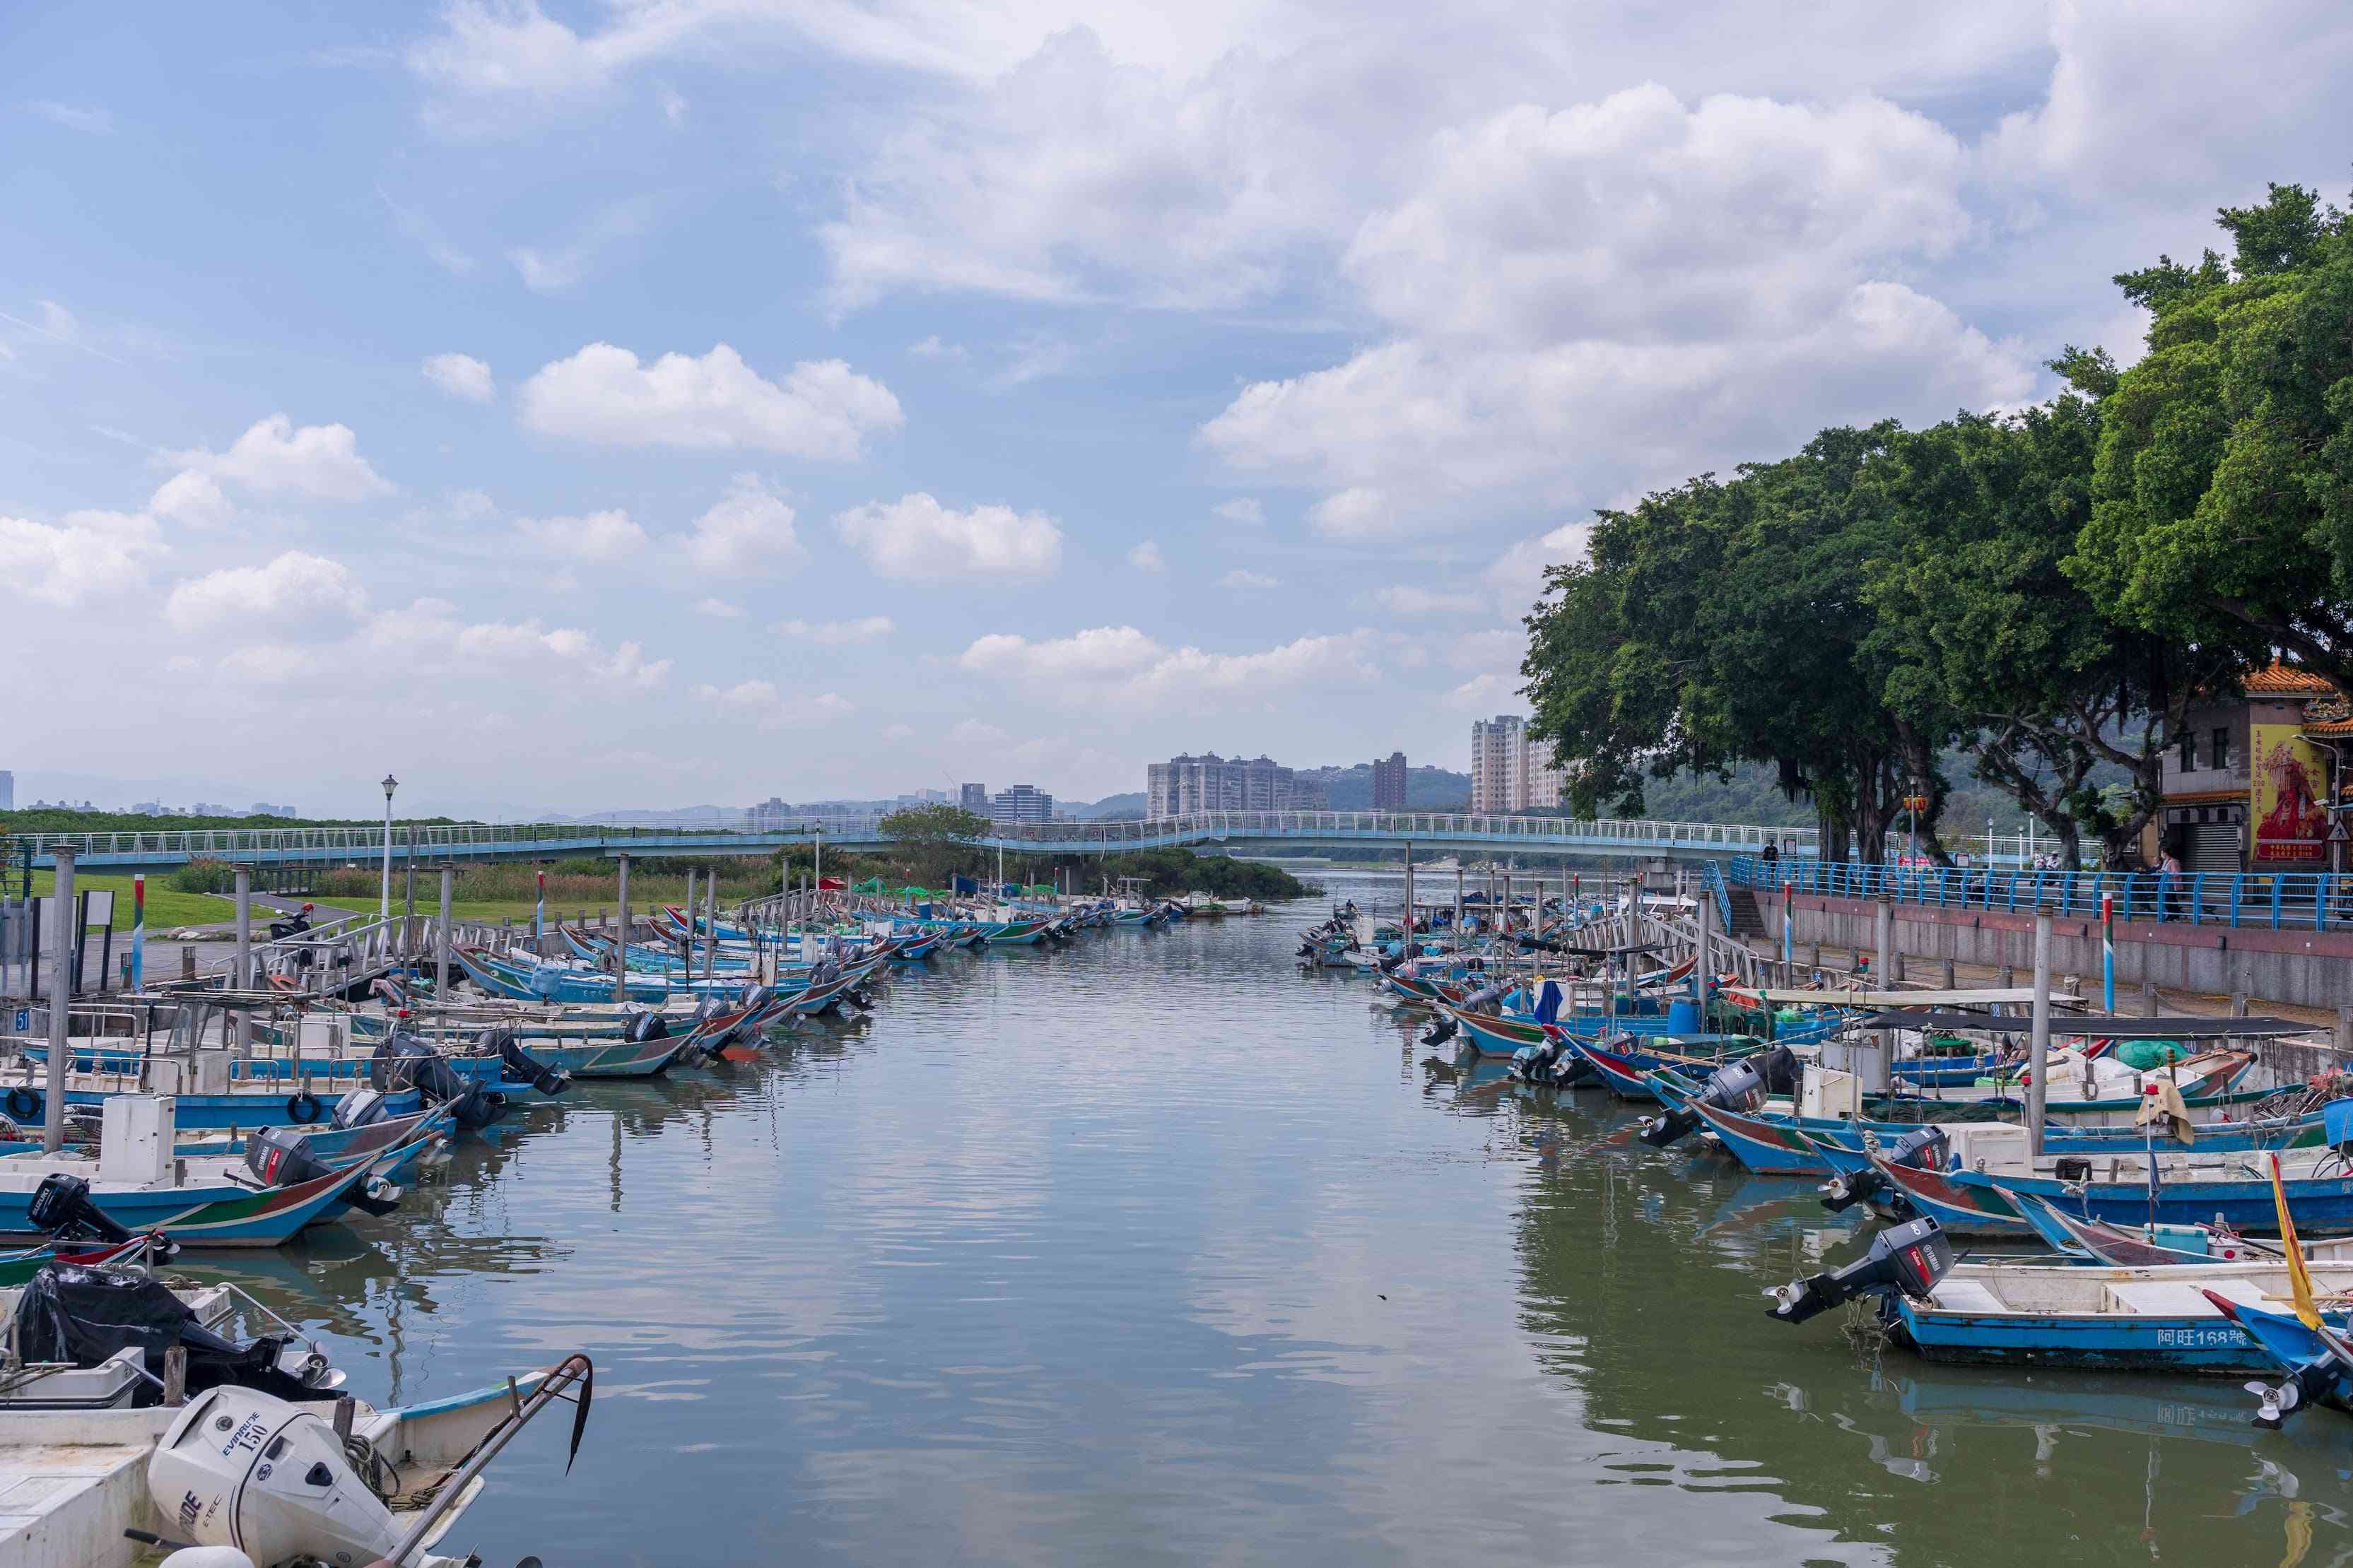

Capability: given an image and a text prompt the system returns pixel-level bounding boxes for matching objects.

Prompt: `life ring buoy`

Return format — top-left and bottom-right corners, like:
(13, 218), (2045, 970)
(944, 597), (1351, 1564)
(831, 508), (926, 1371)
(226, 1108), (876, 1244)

(5, 1087), (37, 1119)
(286, 1092), (324, 1124)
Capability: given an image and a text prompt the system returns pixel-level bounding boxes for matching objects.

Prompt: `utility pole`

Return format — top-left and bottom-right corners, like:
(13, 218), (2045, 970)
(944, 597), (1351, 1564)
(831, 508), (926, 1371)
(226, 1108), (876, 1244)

(2028, 912), (2053, 1157)
(614, 854), (631, 1004)
(43, 848), (74, 1153)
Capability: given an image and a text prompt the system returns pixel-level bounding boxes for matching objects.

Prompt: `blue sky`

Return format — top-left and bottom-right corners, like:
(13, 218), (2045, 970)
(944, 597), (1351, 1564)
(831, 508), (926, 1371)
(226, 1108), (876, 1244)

(4, 1), (2348, 818)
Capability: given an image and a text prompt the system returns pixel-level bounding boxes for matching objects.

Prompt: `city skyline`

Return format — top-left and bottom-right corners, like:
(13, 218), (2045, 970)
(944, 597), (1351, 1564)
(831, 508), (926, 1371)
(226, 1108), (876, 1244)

(5, 8), (2328, 815)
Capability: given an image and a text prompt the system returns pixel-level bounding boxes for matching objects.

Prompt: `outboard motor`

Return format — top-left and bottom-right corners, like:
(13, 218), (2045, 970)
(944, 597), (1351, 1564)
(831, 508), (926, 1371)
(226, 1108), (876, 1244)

(1819, 1125), (1952, 1215)
(28, 1173), (136, 1245)
(1457, 981), (1508, 1014)
(627, 1008), (671, 1044)
(1764, 1215), (1954, 1324)
(486, 1028), (571, 1096)
(245, 1128), (401, 1219)
(329, 1087), (391, 1131)
(1510, 1035), (1582, 1087)
(1420, 1015), (1460, 1048)
(1639, 1044), (1796, 1148)
(151, 1383), (442, 1562)
(376, 1033), (507, 1128)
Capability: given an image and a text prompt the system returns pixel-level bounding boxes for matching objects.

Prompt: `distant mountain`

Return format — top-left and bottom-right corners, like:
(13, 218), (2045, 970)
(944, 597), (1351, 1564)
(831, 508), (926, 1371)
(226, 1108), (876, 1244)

(1306, 764), (1471, 810)
(1068, 792), (1146, 820)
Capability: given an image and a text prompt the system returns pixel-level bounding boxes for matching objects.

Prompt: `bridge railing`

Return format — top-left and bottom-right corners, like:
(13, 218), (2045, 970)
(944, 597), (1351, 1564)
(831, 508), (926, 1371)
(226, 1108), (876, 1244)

(975, 811), (1820, 853)
(1730, 854), (2353, 933)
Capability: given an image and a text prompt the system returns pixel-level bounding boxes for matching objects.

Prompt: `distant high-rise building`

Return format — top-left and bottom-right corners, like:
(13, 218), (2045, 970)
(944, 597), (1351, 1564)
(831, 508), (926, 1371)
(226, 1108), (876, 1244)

(1371, 752), (1407, 810)
(0, 770), (12, 810)
(751, 796), (792, 830)
(1144, 753), (1308, 818)
(960, 782), (988, 810)
(1469, 717), (1563, 812)
(990, 784), (1053, 824)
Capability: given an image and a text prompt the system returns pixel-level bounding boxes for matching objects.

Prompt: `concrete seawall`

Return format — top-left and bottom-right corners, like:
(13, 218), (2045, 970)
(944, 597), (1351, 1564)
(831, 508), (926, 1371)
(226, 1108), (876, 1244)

(1761, 891), (2353, 1014)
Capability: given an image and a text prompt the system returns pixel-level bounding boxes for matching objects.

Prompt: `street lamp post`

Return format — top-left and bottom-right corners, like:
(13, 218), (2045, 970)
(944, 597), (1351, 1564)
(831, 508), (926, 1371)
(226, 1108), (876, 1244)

(380, 774), (399, 918)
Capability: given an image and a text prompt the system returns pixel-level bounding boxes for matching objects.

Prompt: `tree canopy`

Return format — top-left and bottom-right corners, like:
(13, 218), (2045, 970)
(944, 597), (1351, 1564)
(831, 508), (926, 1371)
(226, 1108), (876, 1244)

(1523, 177), (2344, 866)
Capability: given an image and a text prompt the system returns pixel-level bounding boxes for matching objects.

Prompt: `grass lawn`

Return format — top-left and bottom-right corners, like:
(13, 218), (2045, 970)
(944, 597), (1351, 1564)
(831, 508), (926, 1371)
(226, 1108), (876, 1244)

(21, 870), (240, 930)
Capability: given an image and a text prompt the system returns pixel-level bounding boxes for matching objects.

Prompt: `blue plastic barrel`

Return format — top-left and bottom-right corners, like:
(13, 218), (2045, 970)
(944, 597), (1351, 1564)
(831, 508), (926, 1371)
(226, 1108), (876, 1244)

(1666, 1000), (1701, 1034)
(2325, 1097), (2353, 1149)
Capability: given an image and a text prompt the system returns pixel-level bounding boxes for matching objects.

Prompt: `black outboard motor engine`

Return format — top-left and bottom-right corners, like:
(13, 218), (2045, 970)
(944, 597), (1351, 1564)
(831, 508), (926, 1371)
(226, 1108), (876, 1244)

(377, 1033), (507, 1127)
(330, 1087), (392, 1131)
(627, 1008), (670, 1043)
(1640, 1044), (1796, 1148)
(1819, 1125), (1951, 1215)
(245, 1128), (401, 1218)
(485, 1028), (570, 1096)
(1764, 1216), (1954, 1325)
(28, 1174), (136, 1244)
(1457, 981), (1508, 1014)
(1420, 1015), (1459, 1047)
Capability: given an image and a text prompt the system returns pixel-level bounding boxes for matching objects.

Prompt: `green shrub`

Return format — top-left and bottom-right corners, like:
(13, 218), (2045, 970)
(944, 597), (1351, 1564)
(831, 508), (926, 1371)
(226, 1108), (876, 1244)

(168, 858), (236, 894)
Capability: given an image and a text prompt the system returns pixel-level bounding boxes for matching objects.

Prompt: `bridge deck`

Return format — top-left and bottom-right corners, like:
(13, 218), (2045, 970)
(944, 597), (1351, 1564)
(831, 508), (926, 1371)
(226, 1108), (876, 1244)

(12, 812), (1818, 871)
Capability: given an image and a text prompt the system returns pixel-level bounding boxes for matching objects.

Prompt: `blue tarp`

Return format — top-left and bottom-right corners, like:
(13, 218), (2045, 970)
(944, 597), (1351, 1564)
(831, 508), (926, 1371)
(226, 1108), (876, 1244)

(951, 875), (980, 895)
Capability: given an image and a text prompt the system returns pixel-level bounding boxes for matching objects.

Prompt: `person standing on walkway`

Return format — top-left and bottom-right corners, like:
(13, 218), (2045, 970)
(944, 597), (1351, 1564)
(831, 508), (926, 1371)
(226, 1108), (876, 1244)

(2159, 844), (2184, 921)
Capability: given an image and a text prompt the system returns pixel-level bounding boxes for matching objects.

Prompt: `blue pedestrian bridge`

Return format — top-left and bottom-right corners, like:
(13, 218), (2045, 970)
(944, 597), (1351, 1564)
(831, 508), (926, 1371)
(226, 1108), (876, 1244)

(13, 811), (1818, 872)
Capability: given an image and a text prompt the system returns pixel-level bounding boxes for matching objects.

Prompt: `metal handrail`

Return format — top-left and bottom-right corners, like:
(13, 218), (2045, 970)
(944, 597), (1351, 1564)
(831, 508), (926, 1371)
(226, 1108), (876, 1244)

(1729, 854), (2353, 933)
(20, 811), (1823, 863)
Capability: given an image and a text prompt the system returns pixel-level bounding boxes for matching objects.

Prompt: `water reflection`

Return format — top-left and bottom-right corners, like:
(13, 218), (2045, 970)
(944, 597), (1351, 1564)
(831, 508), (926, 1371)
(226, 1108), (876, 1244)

(156, 868), (2353, 1567)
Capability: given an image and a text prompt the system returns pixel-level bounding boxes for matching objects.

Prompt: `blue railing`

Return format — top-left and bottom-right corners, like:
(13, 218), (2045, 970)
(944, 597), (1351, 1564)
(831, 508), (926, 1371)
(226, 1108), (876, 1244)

(1700, 860), (1733, 932)
(1728, 855), (2353, 933)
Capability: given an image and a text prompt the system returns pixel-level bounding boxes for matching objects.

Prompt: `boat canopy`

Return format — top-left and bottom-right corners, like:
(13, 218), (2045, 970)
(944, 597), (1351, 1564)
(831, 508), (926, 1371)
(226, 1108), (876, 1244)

(1857, 1008), (2316, 1038)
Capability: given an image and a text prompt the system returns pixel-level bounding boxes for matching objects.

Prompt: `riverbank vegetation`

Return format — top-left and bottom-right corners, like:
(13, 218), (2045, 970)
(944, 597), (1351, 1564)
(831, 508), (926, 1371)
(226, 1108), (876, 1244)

(1525, 178), (2348, 868)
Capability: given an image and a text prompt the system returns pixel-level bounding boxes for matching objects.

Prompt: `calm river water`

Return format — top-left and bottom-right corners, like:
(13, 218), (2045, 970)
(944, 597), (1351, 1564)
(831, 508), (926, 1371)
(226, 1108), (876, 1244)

(187, 871), (2353, 1566)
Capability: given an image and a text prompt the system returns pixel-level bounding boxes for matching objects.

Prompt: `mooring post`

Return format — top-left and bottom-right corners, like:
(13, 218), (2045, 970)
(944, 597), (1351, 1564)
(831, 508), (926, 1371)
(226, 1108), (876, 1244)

(683, 869), (698, 946)
(2142, 979), (2159, 1018)
(404, 827), (417, 958)
(703, 873), (719, 984)
(614, 854), (631, 1003)
(1870, 895), (1894, 1095)
(1401, 840), (1414, 942)
(43, 848), (75, 1153)
(233, 862), (253, 992)
(2028, 912), (2053, 1157)
(1694, 879), (1713, 1025)
(437, 865), (454, 1001)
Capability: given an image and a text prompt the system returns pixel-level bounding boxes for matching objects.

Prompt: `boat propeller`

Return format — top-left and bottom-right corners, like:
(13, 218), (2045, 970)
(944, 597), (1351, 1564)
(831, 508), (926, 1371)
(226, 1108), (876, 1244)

(2245, 1364), (2337, 1429)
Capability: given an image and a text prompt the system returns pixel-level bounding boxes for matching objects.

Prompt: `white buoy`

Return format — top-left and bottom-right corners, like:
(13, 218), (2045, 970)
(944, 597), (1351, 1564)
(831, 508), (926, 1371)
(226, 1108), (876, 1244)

(160, 1549), (259, 1568)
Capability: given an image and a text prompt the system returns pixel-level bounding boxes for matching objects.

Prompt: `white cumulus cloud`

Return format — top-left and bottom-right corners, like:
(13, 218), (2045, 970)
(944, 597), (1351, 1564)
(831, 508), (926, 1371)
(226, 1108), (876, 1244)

(679, 476), (804, 574)
(779, 615), (894, 644)
(959, 624), (1376, 712)
(423, 352), (495, 401)
(833, 493), (1062, 580)
(1126, 540), (1165, 572)
(515, 509), (648, 560)
(165, 550), (370, 635)
(0, 509), (165, 608)
(148, 471), (231, 527)
(1220, 567), (1278, 590)
(518, 343), (902, 459)
(1211, 497), (1263, 525)
(165, 414), (393, 502)
(695, 597), (743, 618)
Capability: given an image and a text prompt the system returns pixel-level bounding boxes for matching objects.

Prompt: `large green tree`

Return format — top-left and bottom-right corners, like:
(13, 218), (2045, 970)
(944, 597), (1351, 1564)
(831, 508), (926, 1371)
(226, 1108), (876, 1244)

(1524, 426), (1951, 860)
(1861, 400), (2247, 867)
(2070, 182), (2353, 687)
